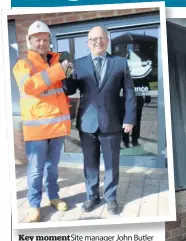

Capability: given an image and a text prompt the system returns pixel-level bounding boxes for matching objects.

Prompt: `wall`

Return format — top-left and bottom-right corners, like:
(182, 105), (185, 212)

(9, 8), (158, 58)
(165, 21), (186, 241)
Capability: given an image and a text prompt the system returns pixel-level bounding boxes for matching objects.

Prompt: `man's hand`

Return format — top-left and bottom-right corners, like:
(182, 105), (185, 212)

(68, 62), (73, 69)
(122, 124), (133, 133)
(61, 61), (74, 77)
(66, 63), (74, 76)
(61, 60), (70, 73)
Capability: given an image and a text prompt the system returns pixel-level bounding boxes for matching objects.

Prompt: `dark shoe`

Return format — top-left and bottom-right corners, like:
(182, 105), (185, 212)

(132, 141), (140, 147)
(107, 200), (119, 215)
(82, 198), (101, 212)
(124, 143), (130, 148)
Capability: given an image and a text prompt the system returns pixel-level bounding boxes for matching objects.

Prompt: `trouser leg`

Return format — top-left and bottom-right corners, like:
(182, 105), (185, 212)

(44, 137), (65, 200)
(79, 131), (100, 200)
(25, 140), (48, 208)
(98, 131), (121, 202)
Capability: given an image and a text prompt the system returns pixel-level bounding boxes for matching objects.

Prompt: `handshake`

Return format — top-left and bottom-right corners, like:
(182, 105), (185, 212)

(59, 51), (74, 78)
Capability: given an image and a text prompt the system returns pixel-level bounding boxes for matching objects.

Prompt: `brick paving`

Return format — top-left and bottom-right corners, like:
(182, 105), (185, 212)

(16, 163), (169, 223)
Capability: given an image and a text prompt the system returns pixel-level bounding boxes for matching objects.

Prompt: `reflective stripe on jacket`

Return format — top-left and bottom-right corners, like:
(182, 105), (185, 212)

(13, 50), (71, 141)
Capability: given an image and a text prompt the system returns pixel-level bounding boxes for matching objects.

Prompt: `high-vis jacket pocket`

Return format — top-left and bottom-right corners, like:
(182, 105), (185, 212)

(30, 100), (60, 118)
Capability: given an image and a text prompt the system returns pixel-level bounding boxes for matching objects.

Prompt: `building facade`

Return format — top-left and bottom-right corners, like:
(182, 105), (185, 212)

(8, 8), (166, 168)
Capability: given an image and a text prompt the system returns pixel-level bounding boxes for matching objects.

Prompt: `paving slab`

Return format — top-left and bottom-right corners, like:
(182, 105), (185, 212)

(15, 163), (169, 223)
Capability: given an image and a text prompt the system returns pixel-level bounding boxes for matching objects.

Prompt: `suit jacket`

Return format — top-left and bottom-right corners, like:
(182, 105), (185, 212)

(63, 53), (136, 133)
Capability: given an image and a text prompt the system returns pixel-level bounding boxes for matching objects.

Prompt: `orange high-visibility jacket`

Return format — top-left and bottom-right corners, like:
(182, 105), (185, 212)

(13, 50), (71, 141)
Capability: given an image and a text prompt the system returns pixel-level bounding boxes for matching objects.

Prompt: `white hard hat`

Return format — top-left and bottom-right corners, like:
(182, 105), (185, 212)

(26, 20), (52, 49)
(27, 20), (52, 38)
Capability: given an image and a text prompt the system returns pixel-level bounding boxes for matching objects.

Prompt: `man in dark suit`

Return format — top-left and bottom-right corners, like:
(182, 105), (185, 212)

(63, 26), (136, 215)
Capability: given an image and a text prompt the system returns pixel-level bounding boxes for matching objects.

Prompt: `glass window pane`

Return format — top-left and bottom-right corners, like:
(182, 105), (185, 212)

(57, 39), (70, 53)
(111, 27), (158, 156)
(111, 28), (158, 91)
(74, 36), (90, 59)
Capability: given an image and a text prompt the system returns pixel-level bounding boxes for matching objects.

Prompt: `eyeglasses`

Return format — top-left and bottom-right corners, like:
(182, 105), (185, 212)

(88, 37), (108, 43)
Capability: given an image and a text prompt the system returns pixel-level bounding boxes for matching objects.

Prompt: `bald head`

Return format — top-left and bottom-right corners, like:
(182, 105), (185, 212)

(88, 26), (109, 56)
(88, 26), (108, 39)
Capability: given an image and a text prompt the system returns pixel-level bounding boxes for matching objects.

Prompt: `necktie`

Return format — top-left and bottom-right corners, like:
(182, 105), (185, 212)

(95, 57), (102, 84)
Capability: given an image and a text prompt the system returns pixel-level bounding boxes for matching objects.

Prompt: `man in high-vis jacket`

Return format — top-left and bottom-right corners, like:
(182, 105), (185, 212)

(13, 21), (72, 222)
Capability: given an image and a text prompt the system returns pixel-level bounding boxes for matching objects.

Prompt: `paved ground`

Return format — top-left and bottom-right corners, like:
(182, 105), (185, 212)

(16, 163), (169, 223)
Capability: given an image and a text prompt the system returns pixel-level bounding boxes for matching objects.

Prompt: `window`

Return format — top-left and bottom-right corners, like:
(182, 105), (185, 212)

(55, 25), (160, 157)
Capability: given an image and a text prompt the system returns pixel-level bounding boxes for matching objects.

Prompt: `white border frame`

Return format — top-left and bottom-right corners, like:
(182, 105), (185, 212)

(2, 1), (176, 230)
(166, 7), (186, 18)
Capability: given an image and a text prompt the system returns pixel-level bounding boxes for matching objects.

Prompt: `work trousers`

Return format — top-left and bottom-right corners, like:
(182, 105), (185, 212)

(25, 137), (65, 208)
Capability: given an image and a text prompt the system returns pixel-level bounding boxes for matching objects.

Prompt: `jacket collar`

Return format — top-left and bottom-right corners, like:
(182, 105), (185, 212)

(27, 50), (59, 64)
